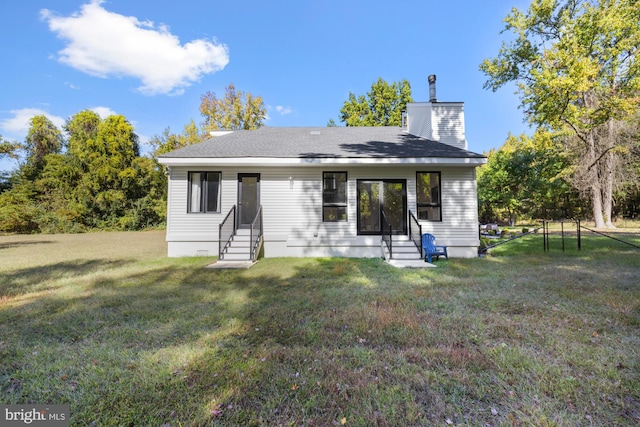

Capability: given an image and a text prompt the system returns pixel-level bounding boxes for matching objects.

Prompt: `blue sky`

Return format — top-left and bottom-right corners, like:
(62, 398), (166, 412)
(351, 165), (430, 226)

(1, 0), (532, 171)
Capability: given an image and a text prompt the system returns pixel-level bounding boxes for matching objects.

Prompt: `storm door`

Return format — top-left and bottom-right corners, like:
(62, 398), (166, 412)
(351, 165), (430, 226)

(237, 173), (260, 228)
(357, 180), (407, 235)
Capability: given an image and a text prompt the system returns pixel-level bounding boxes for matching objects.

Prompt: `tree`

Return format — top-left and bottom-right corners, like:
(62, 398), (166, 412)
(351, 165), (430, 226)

(610, 117), (640, 218)
(0, 117), (63, 232)
(339, 78), (413, 126)
(0, 136), (21, 160)
(54, 111), (156, 229)
(0, 180), (42, 233)
(70, 114), (141, 227)
(21, 115), (64, 180)
(0, 135), (21, 193)
(0, 110), (166, 233)
(480, 0), (640, 228)
(149, 120), (202, 158)
(199, 84), (266, 132)
(65, 110), (102, 163)
(478, 131), (580, 224)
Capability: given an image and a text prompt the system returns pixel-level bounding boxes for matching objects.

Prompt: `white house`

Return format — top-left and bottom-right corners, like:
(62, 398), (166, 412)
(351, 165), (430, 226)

(158, 76), (486, 262)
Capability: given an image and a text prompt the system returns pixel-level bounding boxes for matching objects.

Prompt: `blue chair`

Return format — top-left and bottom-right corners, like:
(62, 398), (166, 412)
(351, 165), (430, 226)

(422, 233), (448, 263)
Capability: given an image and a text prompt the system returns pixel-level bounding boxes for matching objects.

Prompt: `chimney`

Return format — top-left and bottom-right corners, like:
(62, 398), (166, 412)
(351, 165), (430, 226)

(405, 74), (467, 149)
(209, 130), (234, 137)
(428, 74), (437, 103)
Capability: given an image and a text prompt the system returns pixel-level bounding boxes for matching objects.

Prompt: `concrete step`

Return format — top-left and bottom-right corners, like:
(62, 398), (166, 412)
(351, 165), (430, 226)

(392, 251), (422, 259)
(224, 244), (249, 251)
(391, 241), (418, 249)
(392, 254), (422, 260)
(383, 250), (422, 261)
(222, 253), (252, 261)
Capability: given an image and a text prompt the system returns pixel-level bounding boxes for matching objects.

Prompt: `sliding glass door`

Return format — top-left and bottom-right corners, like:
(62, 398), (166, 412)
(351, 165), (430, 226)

(357, 180), (406, 235)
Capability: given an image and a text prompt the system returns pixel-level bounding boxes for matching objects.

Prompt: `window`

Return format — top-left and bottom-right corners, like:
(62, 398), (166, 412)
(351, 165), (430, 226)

(188, 172), (221, 213)
(416, 172), (441, 221)
(323, 172), (347, 222)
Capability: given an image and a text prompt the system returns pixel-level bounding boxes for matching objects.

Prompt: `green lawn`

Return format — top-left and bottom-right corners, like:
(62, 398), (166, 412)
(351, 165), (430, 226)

(1, 231), (639, 426)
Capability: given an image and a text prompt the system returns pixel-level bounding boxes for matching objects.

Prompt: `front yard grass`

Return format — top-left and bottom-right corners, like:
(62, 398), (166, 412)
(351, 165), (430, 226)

(1, 231), (639, 426)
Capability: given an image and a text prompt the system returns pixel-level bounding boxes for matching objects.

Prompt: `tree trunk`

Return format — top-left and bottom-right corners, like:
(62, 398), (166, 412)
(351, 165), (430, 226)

(603, 159), (615, 228)
(586, 130), (606, 228)
(603, 119), (616, 228)
(591, 184), (606, 228)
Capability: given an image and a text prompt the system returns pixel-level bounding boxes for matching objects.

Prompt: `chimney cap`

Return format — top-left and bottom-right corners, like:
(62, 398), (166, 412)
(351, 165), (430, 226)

(428, 74), (436, 83)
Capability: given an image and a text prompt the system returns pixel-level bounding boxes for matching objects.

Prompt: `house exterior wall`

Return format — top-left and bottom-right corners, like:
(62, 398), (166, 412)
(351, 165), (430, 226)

(165, 165), (480, 258)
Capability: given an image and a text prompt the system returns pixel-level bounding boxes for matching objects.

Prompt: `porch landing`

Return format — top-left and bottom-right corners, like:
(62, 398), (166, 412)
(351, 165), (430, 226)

(385, 259), (438, 268)
(206, 260), (256, 269)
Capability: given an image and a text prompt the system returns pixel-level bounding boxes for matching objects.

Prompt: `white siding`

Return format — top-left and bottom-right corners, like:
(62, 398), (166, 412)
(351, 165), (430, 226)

(406, 103), (432, 140)
(431, 104), (466, 150)
(406, 102), (467, 150)
(165, 165), (480, 258)
(417, 168), (479, 247)
(166, 169), (235, 242)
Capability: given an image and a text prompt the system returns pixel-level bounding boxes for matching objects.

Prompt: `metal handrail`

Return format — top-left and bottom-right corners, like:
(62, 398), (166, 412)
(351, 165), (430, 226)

(249, 205), (263, 261)
(381, 208), (392, 259)
(218, 205), (236, 260)
(408, 210), (423, 259)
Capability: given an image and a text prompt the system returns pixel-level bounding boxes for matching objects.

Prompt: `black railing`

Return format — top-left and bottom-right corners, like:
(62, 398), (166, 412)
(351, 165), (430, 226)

(578, 220), (640, 249)
(249, 205), (263, 261)
(479, 226), (543, 255)
(218, 205), (236, 260)
(548, 219), (640, 252)
(381, 209), (392, 259)
(408, 210), (423, 259)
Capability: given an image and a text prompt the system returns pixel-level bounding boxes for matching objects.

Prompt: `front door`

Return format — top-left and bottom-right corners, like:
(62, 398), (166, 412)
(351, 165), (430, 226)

(357, 180), (407, 235)
(238, 173), (260, 228)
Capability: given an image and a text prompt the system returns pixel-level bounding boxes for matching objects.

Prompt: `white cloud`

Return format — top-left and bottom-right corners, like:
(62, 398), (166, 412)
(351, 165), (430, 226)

(0, 108), (66, 138)
(91, 106), (117, 118)
(275, 105), (293, 115)
(41, 0), (229, 95)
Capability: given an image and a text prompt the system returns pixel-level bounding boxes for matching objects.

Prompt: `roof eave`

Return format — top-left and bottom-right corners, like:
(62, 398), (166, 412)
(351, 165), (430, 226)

(157, 156), (487, 167)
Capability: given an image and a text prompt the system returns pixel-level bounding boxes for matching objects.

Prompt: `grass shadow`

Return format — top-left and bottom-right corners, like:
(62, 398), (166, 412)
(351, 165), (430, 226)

(0, 259), (133, 298)
(0, 240), (54, 250)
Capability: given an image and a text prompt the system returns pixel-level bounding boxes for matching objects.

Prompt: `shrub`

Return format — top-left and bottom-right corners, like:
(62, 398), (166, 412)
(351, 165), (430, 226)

(37, 211), (87, 234)
(118, 196), (165, 230)
(0, 183), (42, 233)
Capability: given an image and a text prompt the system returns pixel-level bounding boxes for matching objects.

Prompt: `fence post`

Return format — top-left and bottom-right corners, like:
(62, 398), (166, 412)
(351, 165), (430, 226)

(561, 219), (565, 252)
(546, 220), (550, 252)
(577, 219), (581, 250)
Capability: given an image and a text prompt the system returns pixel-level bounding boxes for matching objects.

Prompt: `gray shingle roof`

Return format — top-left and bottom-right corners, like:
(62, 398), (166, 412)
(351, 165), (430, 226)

(159, 126), (484, 159)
